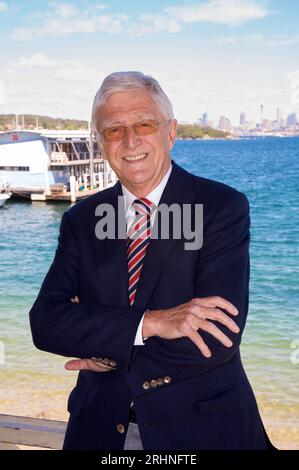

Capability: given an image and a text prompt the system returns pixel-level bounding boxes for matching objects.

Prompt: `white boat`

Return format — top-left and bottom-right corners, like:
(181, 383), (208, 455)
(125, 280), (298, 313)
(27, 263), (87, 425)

(0, 130), (101, 189)
(0, 191), (11, 207)
(0, 176), (11, 207)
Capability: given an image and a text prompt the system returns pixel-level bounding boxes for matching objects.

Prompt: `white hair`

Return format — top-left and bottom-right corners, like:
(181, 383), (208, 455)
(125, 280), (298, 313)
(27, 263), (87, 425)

(92, 71), (174, 134)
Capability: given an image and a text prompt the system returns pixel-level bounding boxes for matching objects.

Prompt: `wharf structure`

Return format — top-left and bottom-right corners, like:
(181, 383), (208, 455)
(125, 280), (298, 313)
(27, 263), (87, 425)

(0, 130), (117, 202)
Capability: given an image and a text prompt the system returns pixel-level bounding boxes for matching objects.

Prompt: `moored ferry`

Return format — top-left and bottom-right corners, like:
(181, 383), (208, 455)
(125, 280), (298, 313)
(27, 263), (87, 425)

(0, 130), (116, 201)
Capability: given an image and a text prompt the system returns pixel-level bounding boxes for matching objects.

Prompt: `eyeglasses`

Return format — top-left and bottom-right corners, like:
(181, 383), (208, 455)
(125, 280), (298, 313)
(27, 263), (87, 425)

(100, 119), (170, 142)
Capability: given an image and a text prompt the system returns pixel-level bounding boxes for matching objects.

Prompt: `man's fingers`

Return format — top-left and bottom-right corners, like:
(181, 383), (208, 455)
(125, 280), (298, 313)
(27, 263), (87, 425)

(186, 327), (211, 358)
(191, 305), (240, 333)
(196, 319), (233, 347)
(193, 297), (238, 316)
(207, 309), (240, 333)
(65, 359), (88, 370)
(65, 358), (113, 372)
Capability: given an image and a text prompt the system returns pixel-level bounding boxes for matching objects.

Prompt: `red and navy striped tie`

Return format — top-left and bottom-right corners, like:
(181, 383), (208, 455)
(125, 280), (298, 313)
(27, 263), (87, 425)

(127, 197), (153, 306)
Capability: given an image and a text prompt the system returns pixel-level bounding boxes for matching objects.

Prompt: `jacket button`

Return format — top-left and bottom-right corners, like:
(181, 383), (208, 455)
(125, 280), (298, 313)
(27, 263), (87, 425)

(163, 376), (172, 384)
(110, 360), (117, 368)
(143, 381), (150, 390)
(103, 358), (110, 365)
(116, 424), (125, 434)
(157, 378), (163, 386)
(150, 379), (158, 388)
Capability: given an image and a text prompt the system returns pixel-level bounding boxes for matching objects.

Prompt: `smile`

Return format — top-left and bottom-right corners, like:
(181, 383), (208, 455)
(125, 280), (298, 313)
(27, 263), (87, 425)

(123, 153), (148, 162)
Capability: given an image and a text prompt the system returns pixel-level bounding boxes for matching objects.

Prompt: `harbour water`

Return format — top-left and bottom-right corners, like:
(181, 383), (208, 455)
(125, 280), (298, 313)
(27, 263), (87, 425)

(0, 137), (298, 449)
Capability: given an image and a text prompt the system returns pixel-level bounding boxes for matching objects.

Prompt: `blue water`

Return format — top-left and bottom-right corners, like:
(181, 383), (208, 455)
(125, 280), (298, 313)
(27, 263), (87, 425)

(0, 137), (298, 448)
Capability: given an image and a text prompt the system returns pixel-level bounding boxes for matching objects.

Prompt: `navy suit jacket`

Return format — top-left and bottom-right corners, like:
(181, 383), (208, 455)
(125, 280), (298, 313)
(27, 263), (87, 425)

(29, 161), (271, 450)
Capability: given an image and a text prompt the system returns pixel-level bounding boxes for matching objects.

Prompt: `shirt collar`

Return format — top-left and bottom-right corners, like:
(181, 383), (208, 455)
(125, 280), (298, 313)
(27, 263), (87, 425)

(122, 164), (172, 215)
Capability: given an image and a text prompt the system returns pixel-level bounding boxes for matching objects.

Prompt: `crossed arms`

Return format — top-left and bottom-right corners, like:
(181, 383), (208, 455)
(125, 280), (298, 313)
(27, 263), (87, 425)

(29, 190), (250, 389)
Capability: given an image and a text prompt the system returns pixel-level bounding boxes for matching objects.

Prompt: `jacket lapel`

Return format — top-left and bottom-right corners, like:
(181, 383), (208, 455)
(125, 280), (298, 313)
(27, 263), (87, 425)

(95, 182), (129, 306)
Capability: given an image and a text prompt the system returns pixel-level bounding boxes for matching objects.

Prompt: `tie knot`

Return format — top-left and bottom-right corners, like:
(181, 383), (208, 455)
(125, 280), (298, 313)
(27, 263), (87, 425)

(132, 197), (154, 216)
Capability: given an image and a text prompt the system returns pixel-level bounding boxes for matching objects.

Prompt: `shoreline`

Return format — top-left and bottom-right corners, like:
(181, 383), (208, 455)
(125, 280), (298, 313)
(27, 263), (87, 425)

(176, 133), (299, 141)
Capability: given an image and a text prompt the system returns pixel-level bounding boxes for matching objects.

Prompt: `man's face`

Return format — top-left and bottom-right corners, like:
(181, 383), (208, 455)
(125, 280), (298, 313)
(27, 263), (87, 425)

(96, 89), (177, 196)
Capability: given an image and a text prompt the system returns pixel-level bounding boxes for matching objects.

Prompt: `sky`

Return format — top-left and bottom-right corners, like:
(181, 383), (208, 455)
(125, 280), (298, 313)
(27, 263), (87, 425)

(0, 0), (299, 125)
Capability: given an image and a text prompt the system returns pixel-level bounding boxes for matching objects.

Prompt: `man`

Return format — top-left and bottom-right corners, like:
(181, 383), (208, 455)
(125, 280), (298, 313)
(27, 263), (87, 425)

(29, 71), (272, 450)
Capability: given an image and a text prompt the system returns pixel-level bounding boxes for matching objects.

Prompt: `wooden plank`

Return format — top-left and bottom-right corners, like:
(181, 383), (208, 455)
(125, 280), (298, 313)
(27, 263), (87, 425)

(0, 442), (49, 450)
(0, 414), (66, 450)
(11, 187), (100, 201)
(45, 188), (100, 201)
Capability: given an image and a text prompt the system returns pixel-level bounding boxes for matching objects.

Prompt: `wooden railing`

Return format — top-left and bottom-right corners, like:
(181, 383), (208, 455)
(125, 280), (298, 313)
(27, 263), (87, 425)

(0, 413), (66, 450)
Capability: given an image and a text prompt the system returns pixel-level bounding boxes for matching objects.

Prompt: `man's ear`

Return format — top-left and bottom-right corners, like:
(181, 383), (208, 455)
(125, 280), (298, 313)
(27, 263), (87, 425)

(97, 138), (107, 160)
(168, 119), (177, 151)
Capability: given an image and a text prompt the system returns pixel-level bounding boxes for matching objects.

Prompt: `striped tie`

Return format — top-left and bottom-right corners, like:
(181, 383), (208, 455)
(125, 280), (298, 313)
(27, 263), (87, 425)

(127, 197), (153, 306)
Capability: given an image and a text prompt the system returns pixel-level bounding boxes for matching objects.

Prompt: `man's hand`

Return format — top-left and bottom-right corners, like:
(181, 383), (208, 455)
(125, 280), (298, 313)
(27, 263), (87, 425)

(65, 358), (115, 372)
(142, 296), (240, 358)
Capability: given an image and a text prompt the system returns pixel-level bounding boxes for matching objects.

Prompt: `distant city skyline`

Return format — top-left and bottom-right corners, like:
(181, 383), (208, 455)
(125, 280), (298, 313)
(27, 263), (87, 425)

(0, 0), (299, 124)
(3, 107), (297, 135)
(193, 108), (298, 129)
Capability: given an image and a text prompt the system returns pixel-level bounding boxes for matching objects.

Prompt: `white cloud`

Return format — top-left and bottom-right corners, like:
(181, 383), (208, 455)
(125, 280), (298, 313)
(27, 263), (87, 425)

(265, 34), (299, 46)
(10, 0), (270, 40)
(0, 2), (7, 13)
(216, 37), (239, 44)
(52, 3), (79, 18)
(165, 0), (270, 27)
(135, 14), (181, 35)
(56, 60), (97, 82)
(10, 3), (130, 39)
(10, 53), (58, 68)
(242, 87), (289, 100)
(6, 53), (98, 84)
(2, 63), (294, 125)
(216, 32), (299, 47)
(286, 71), (299, 82)
(216, 33), (263, 44)
(95, 3), (107, 11)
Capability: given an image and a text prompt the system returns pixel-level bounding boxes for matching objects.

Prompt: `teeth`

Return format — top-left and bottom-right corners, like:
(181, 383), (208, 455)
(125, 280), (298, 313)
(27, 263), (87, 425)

(124, 153), (147, 161)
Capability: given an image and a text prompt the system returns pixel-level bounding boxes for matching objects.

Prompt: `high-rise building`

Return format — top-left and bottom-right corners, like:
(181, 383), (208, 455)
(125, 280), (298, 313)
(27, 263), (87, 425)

(287, 113), (297, 126)
(219, 116), (231, 131)
(202, 112), (208, 127)
(219, 116), (225, 129)
(262, 119), (271, 130)
(240, 112), (246, 126)
(260, 104), (264, 125)
(277, 107), (281, 123)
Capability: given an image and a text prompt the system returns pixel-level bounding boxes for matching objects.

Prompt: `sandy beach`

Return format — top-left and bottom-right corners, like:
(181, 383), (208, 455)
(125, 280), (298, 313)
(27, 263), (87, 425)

(0, 369), (298, 450)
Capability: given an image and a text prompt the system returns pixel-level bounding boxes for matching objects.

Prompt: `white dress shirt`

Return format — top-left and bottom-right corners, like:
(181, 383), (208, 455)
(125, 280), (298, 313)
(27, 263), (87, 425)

(121, 163), (173, 346)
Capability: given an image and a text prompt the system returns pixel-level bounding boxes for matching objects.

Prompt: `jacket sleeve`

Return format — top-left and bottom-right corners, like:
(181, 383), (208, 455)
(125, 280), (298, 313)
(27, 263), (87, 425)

(125, 191), (250, 395)
(29, 211), (145, 372)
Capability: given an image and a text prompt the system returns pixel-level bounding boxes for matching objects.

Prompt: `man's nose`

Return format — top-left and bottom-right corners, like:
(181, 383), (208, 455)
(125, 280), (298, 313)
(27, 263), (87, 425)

(123, 125), (141, 149)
